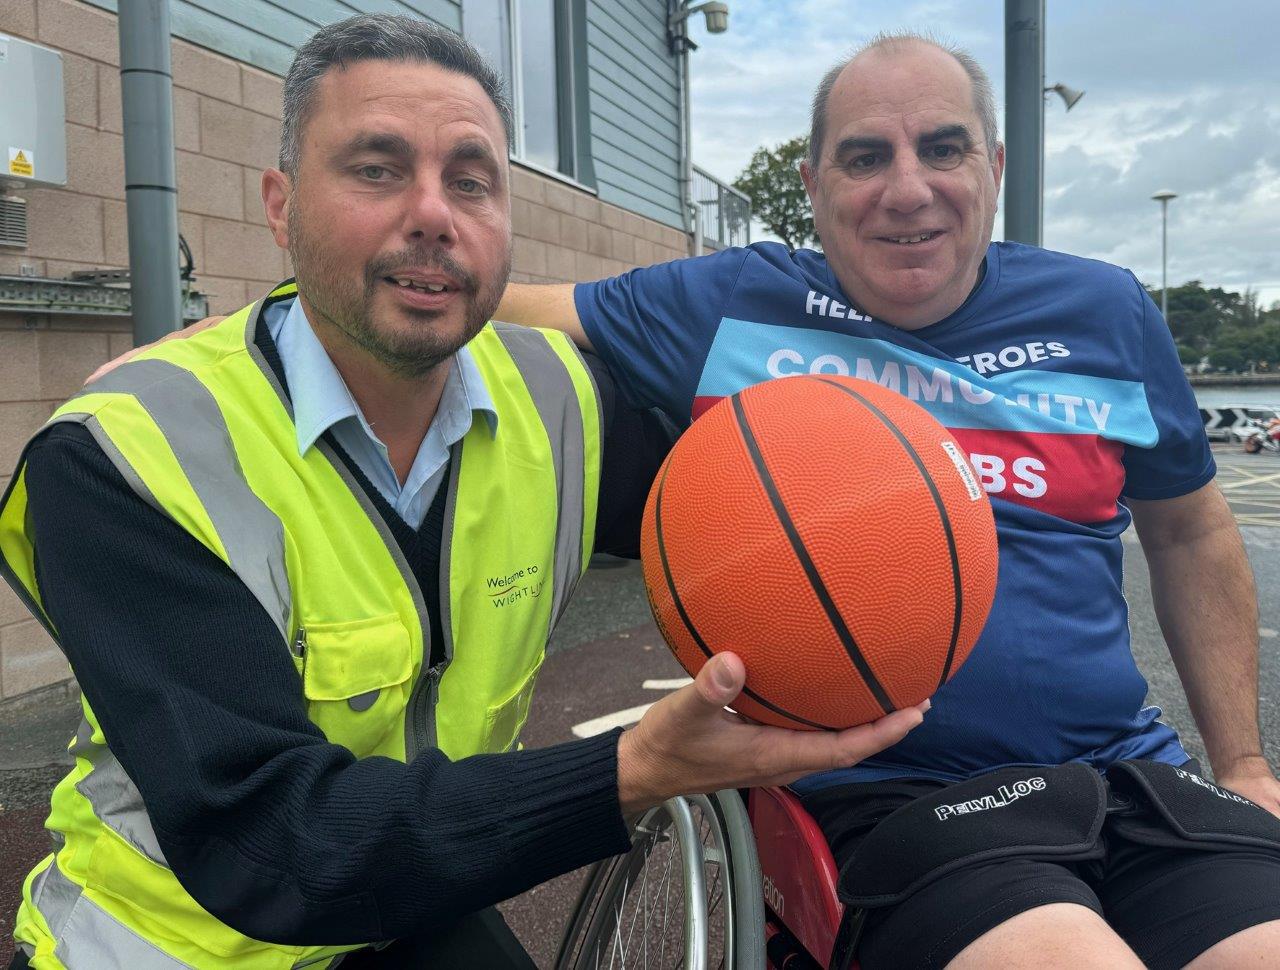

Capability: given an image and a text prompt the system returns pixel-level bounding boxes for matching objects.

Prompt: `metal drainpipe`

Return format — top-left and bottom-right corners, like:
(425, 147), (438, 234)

(682, 55), (700, 257)
(673, 11), (699, 257)
(118, 0), (182, 345)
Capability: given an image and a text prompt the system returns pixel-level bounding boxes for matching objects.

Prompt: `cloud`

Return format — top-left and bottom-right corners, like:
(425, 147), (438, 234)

(1043, 85), (1280, 295)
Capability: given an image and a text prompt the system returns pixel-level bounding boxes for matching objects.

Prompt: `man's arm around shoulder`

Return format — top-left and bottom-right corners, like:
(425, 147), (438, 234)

(495, 282), (591, 350)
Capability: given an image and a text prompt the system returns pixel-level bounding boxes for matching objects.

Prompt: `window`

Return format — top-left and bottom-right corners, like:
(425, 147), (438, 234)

(463, 0), (590, 183)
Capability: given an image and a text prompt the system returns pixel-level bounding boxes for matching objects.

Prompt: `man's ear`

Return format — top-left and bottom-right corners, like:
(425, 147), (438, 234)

(990, 142), (1006, 197)
(261, 168), (292, 250)
(799, 157), (817, 197)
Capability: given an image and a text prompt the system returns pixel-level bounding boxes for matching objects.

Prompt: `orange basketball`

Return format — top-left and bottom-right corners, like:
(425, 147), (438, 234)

(641, 375), (998, 730)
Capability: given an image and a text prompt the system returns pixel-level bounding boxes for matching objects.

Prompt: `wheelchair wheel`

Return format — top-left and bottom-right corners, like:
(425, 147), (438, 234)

(556, 790), (766, 970)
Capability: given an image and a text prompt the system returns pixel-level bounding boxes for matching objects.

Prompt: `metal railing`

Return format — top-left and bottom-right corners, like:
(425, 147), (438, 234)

(693, 165), (751, 250)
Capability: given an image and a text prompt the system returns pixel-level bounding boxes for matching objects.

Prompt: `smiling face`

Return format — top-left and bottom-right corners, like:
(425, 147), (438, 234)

(800, 42), (1004, 330)
(263, 58), (511, 378)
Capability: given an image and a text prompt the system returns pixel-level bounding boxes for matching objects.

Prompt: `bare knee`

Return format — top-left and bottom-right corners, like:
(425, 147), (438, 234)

(946, 903), (1144, 970)
(1184, 918), (1280, 969)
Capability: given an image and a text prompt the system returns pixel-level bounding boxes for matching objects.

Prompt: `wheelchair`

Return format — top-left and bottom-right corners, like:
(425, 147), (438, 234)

(555, 787), (854, 970)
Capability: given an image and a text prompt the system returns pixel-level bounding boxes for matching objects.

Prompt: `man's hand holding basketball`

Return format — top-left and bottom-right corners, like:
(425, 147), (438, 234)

(616, 652), (928, 814)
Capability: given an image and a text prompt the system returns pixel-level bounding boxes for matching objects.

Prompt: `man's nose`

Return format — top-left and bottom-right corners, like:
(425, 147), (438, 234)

(879, 155), (933, 214)
(404, 182), (459, 245)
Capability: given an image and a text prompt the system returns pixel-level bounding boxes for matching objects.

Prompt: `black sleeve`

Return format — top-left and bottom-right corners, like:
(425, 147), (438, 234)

(24, 424), (631, 946)
(585, 351), (679, 558)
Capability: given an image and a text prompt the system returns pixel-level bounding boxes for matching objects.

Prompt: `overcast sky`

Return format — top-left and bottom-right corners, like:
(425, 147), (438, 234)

(686, 0), (1280, 307)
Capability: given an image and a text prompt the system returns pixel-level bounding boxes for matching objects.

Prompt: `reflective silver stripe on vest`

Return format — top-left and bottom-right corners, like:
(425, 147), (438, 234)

(79, 413), (166, 516)
(29, 855), (193, 968)
(76, 358), (292, 642)
(70, 718), (168, 867)
(492, 325), (591, 629)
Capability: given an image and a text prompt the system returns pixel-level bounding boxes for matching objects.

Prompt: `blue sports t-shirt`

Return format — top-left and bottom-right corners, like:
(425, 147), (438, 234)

(576, 240), (1215, 786)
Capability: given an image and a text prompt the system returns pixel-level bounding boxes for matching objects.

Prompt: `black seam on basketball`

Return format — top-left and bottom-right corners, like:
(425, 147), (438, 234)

(653, 456), (837, 731)
(813, 377), (965, 687)
(730, 392), (895, 716)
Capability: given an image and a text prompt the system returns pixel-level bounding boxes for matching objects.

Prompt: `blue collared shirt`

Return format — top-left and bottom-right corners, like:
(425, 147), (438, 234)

(265, 297), (497, 528)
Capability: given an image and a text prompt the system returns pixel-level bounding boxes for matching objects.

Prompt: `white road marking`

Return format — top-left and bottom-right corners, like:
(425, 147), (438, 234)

(571, 703), (655, 738)
(642, 677), (693, 690)
(1222, 471), (1280, 490)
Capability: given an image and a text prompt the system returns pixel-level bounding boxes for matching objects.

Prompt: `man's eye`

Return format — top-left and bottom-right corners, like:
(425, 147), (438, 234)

(455, 178), (485, 195)
(850, 153), (882, 170)
(924, 145), (963, 168)
(358, 165), (390, 180)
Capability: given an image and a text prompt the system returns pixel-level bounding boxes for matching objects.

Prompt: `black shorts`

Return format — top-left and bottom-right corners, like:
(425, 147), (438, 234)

(800, 762), (1280, 970)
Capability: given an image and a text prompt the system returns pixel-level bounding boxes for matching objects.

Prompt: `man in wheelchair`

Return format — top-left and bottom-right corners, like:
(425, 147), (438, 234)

(498, 32), (1280, 970)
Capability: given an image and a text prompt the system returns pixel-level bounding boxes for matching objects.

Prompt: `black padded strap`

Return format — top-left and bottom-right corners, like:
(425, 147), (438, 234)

(1106, 760), (1280, 853)
(837, 764), (1106, 907)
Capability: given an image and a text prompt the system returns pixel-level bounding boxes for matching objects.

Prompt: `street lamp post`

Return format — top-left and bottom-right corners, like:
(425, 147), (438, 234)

(1004, 0), (1045, 246)
(1003, 3), (1084, 247)
(1151, 190), (1177, 320)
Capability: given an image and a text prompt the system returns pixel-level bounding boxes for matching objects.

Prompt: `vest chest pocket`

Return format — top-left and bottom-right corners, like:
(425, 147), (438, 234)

(296, 614), (415, 759)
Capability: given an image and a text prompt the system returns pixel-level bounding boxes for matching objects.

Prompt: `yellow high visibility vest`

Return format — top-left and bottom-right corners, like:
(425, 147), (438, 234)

(0, 281), (602, 969)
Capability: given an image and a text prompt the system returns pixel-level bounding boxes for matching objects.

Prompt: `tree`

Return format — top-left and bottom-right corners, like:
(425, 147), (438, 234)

(1208, 346), (1247, 373)
(1144, 281), (1269, 353)
(733, 136), (816, 251)
(1176, 343), (1202, 367)
(1140, 280), (1280, 371)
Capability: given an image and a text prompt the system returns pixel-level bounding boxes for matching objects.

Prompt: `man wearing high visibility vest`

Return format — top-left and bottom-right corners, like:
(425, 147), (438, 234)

(0, 15), (926, 969)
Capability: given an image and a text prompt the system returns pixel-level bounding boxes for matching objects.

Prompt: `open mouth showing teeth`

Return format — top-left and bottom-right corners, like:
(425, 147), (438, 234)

(884, 231), (942, 245)
(386, 276), (450, 293)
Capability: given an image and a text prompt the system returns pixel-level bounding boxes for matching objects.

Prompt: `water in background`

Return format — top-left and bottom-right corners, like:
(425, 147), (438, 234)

(1193, 385), (1280, 409)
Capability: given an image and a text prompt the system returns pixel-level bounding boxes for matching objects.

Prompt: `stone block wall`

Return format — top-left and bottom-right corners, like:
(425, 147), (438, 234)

(0, 0), (689, 704)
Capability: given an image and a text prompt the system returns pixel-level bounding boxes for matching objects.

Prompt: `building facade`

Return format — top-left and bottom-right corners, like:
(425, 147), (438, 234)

(0, 0), (720, 705)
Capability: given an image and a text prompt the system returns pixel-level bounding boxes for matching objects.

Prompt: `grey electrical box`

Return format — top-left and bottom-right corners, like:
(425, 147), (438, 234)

(0, 34), (67, 188)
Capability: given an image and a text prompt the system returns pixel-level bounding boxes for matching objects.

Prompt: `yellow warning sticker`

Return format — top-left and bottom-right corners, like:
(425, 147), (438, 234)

(8, 148), (34, 178)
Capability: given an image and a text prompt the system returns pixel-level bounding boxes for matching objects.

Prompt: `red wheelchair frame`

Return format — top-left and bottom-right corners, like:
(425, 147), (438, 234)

(750, 787), (858, 970)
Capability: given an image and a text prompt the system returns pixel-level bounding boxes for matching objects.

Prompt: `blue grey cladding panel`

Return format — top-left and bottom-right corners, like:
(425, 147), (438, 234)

(83, 0), (463, 77)
(586, 0), (683, 229)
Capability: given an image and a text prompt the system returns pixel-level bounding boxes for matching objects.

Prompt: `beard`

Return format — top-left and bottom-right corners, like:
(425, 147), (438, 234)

(287, 204), (511, 379)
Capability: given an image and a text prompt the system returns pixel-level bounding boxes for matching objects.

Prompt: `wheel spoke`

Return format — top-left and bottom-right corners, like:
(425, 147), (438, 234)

(607, 870), (630, 970)
(620, 847), (653, 960)
(642, 832), (650, 969)
(562, 795), (763, 970)
(658, 827), (678, 968)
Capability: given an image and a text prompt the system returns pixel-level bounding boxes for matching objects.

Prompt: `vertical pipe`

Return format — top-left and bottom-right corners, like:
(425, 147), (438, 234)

(716, 181), (725, 246)
(678, 36), (698, 255)
(1004, 0), (1044, 246)
(1161, 201), (1169, 320)
(118, 0), (182, 345)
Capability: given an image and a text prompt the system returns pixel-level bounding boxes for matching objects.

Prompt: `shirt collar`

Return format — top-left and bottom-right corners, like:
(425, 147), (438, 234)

(268, 296), (498, 458)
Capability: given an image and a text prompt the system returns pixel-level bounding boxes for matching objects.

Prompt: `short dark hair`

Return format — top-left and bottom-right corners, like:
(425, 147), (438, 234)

(808, 32), (999, 170)
(279, 14), (513, 176)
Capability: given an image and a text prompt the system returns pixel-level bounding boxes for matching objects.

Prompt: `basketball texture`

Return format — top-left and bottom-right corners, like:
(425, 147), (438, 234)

(641, 375), (998, 730)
